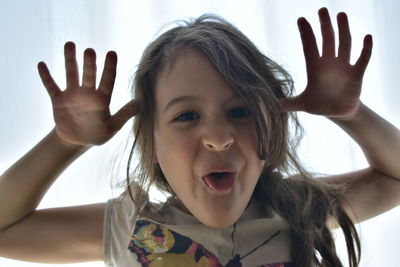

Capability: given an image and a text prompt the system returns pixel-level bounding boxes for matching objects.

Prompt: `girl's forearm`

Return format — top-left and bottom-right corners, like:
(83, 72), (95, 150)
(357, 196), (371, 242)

(0, 128), (89, 231)
(331, 102), (400, 179)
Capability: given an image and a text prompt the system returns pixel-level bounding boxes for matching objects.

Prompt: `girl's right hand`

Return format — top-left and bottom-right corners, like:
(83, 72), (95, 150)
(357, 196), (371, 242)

(38, 42), (140, 147)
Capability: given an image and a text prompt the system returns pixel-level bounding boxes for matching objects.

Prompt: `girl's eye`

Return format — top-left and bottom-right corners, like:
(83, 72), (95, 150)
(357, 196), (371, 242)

(172, 107), (250, 122)
(229, 107), (250, 118)
(174, 111), (200, 122)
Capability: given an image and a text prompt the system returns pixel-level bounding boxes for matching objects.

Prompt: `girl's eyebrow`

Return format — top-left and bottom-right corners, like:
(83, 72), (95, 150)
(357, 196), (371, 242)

(163, 96), (202, 113)
(163, 94), (241, 113)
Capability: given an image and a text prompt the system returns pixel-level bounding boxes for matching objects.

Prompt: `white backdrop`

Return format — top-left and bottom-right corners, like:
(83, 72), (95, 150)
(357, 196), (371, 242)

(0, 0), (399, 266)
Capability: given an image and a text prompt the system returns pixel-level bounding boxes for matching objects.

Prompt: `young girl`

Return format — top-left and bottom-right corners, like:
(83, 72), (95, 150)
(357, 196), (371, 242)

(1, 7), (399, 267)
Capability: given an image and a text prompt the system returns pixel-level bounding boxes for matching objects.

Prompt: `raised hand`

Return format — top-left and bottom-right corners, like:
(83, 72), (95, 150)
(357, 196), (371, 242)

(280, 8), (372, 121)
(38, 42), (140, 147)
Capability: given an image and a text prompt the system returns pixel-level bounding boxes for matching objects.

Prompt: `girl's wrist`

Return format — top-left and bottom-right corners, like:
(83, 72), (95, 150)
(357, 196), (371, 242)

(328, 101), (366, 123)
(49, 127), (91, 152)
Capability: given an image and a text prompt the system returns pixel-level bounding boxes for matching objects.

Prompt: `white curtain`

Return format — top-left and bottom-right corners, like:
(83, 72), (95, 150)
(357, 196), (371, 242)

(0, 0), (398, 266)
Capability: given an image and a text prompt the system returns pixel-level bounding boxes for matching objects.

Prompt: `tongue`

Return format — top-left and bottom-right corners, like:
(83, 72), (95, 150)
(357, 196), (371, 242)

(203, 173), (235, 192)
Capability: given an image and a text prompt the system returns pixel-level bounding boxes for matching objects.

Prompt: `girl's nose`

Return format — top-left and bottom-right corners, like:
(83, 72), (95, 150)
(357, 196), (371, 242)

(201, 121), (234, 151)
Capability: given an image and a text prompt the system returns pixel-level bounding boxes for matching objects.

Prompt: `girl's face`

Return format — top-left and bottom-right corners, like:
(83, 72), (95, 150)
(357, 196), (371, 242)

(154, 48), (265, 229)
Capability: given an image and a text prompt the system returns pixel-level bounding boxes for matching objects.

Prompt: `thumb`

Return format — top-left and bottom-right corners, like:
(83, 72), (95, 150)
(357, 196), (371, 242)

(109, 99), (141, 131)
(279, 95), (305, 112)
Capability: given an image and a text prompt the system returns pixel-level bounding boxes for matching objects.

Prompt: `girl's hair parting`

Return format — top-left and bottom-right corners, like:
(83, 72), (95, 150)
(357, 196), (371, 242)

(121, 14), (360, 267)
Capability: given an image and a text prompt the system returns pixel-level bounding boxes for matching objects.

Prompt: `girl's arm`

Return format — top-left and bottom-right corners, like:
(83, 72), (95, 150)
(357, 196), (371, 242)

(281, 8), (400, 223)
(332, 103), (400, 182)
(0, 130), (104, 263)
(327, 103), (400, 224)
(0, 42), (138, 263)
(0, 128), (89, 231)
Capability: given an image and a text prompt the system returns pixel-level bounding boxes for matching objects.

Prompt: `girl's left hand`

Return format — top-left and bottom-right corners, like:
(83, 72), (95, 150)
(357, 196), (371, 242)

(280, 8), (373, 121)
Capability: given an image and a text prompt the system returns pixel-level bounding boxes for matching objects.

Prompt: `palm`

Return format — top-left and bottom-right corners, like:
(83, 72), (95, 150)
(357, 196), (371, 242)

(38, 42), (139, 146)
(51, 88), (112, 145)
(281, 8), (372, 120)
(303, 57), (362, 116)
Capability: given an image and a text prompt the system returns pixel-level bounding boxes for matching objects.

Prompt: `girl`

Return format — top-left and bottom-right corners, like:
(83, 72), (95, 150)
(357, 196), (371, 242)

(1, 7), (399, 267)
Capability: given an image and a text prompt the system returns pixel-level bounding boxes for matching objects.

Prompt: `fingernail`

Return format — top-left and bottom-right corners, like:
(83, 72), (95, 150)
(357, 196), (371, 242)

(297, 17), (306, 29)
(319, 7), (329, 16)
(64, 42), (76, 51)
(84, 48), (96, 55)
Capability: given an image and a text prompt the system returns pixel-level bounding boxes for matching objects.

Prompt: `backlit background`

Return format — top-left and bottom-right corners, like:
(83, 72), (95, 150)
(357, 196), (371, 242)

(0, 0), (399, 266)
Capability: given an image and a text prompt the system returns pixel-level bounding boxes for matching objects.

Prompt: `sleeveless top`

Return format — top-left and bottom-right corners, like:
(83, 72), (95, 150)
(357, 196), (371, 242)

(103, 191), (293, 267)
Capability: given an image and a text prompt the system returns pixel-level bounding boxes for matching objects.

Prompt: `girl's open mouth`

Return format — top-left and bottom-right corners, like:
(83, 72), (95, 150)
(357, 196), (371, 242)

(202, 172), (236, 193)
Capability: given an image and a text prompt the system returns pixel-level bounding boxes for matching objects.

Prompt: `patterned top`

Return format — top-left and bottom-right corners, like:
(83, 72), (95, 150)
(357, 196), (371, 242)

(103, 191), (293, 267)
